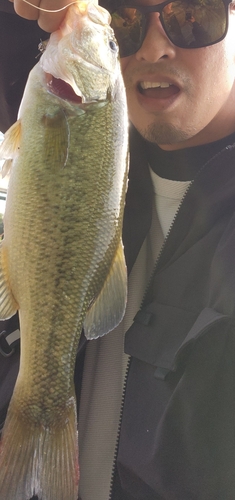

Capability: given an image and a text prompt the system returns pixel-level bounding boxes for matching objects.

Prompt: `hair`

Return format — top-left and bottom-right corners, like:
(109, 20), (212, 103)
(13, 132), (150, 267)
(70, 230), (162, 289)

(100, 0), (126, 11)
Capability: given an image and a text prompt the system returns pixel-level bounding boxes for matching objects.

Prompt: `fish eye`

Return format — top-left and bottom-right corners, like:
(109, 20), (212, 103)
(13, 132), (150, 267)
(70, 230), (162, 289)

(109, 39), (118, 52)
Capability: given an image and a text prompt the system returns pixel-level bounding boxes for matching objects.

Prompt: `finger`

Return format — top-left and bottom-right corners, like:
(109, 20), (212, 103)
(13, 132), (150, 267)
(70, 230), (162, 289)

(37, 0), (72, 32)
(13, 0), (39, 21)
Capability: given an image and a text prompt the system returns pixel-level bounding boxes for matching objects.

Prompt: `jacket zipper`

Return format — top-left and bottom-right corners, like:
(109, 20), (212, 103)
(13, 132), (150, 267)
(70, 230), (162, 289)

(108, 354), (131, 500)
(139, 142), (233, 310)
(140, 179), (193, 309)
(108, 179), (194, 500)
(108, 145), (233, 499)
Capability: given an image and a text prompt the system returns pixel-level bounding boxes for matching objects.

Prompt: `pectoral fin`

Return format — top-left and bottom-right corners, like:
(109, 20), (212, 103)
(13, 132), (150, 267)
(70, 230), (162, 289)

(0, 241), (18, 319)
(42, 110), (70, 169)
(1, 159), (12, 178)
(0, 120), (21, 160)
(0, 120), (21, 177)
(84, 241), (127, 339)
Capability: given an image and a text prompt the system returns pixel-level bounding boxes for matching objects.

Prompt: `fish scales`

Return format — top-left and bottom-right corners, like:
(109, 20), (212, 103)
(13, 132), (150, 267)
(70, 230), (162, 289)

(6, 85), (125, 419)
(0, 2), (128, 499)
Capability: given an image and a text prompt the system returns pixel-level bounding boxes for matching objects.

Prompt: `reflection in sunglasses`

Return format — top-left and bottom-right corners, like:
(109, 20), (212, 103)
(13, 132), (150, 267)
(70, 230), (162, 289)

(111, 0), (229, 56)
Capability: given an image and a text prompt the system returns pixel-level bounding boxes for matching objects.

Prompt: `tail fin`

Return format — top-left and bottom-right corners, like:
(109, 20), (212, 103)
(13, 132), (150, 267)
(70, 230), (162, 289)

(0, 396), (79, 500)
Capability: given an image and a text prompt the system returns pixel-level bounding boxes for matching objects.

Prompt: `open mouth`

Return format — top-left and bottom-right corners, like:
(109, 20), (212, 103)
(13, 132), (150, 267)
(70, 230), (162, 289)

(138, 81), (180, 100)
(46, 74), (82, 103)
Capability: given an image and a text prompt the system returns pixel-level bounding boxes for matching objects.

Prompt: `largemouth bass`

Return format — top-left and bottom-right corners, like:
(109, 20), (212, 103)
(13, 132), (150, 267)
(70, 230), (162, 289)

(0, 2), (128, 499)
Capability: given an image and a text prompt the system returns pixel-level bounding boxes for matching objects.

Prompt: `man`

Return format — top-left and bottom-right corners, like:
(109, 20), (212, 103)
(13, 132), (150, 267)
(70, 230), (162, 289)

(1, 0), (235, 499)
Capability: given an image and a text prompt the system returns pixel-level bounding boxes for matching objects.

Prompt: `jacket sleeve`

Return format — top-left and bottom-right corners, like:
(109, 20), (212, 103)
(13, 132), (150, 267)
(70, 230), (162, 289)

(0, 314), (20, 433)
(0, 1), (48, 132)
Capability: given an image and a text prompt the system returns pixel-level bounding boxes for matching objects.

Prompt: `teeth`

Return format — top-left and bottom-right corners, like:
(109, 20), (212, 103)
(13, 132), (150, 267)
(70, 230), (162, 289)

(140, 81), (171, 89)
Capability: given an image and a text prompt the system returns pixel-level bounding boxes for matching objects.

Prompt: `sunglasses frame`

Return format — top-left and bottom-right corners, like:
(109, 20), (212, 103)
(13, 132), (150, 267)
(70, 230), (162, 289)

(111, 0), (232, 56)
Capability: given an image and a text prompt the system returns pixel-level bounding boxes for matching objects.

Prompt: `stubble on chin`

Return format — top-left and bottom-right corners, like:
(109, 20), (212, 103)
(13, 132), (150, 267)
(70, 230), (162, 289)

(137, 121), (193, 147)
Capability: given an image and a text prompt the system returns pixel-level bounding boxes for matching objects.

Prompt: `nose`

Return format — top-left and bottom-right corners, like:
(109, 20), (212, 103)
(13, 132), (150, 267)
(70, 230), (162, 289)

(135, 13), (176, 62)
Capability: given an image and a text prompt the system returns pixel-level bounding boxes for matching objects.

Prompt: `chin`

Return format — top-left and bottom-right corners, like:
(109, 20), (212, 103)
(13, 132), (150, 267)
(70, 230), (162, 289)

(137, 121), (192, 147)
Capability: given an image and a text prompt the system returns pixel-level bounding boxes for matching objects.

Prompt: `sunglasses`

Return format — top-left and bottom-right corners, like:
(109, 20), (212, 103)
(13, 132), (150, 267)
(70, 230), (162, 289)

(110, 0), (231, 57)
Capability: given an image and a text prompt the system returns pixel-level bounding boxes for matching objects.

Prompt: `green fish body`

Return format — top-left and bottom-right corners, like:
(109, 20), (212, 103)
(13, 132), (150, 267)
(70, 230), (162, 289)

(0, 2), (128, 499)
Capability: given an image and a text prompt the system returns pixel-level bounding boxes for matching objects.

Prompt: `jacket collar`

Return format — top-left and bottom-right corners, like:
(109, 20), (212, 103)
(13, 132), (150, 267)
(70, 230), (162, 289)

(124, 127), (235, 275)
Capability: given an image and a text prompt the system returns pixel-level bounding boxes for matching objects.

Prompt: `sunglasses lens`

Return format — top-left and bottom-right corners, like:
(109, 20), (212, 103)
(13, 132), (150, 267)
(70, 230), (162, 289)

(162, 0), (227, 48)
(110, 8), (147, 57)
(111, 0), (227, 56)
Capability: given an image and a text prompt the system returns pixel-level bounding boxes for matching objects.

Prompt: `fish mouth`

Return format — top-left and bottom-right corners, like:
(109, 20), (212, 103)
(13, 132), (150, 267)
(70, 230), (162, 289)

(46, 73), (82, 104)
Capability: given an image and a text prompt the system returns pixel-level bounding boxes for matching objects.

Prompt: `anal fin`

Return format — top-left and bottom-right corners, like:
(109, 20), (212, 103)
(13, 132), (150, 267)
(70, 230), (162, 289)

(84, 241), (127, 339)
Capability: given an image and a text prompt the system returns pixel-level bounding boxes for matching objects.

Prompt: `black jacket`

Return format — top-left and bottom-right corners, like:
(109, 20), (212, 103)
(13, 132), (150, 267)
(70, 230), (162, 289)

(2, 5), (235, 500)
(111, 128), (235, 500)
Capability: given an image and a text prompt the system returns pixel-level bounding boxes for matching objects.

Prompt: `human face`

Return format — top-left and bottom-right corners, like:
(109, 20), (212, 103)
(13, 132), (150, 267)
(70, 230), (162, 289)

(120, 0), (235, 150)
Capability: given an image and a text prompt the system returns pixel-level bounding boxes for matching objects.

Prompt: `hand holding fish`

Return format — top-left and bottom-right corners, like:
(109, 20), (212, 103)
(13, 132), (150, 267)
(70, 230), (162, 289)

(9, 0), (74, 31)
